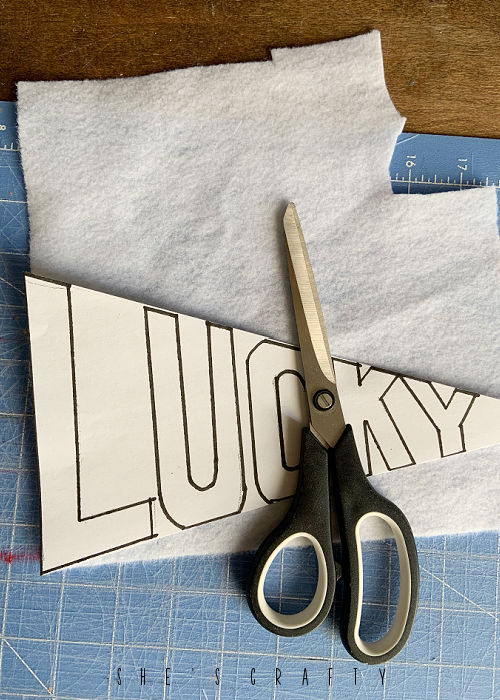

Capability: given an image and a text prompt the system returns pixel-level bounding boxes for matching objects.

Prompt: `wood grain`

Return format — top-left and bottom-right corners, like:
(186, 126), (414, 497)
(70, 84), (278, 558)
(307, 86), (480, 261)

(1, 0), (499, 137)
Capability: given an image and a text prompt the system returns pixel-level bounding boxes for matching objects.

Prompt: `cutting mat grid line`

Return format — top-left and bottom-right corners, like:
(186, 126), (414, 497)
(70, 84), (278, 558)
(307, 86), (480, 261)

(0, 101), (498, 699)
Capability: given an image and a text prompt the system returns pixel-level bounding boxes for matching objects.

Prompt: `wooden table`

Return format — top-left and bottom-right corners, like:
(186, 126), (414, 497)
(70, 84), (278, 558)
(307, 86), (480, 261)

(2, 1), (499, 137)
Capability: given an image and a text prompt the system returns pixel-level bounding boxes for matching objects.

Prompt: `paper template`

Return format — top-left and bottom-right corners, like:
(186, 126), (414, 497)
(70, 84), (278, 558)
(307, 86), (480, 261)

(25, 274), (500, 573)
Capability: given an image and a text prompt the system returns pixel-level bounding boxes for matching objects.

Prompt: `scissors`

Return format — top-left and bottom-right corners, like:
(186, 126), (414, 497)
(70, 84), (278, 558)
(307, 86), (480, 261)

(248, 203), (419, 664)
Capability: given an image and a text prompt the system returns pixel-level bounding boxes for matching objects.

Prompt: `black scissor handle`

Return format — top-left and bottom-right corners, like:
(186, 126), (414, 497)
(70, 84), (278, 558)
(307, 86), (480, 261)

(330, 425), (420, 664)
(248, 429), (337, 636)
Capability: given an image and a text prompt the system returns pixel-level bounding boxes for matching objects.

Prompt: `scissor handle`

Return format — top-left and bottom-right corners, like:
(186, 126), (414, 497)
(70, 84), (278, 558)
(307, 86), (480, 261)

(330, 425), (420, 664)
(248, 428), (337, 636)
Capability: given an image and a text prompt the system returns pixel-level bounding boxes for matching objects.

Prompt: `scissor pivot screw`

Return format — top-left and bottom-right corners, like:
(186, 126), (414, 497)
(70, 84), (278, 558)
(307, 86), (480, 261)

(313, 390), (335, 411)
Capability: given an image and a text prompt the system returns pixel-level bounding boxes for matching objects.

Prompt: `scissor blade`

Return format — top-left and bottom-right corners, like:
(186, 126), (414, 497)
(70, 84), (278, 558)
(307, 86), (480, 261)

(284, 203), (345, 448)
(284, 203), (335, 383)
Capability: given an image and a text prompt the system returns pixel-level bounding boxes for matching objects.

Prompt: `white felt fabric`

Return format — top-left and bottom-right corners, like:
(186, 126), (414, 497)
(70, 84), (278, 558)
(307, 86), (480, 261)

(17, 30), (500, 562)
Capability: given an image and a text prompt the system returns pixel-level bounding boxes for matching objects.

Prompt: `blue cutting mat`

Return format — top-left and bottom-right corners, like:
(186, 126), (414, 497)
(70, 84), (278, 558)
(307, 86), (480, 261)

(0, 100), (498, 700)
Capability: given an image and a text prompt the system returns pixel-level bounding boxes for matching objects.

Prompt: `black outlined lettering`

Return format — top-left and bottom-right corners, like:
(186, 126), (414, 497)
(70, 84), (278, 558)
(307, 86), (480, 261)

(145, 308), (245, 529)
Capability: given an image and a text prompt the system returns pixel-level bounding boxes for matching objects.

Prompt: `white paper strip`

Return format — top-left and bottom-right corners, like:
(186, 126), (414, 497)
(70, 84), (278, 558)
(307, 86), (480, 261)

(25, 275), (500, 573)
